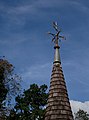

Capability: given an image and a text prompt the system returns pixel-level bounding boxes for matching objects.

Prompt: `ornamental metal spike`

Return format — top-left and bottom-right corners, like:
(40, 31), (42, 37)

(48, 22), (66, 46)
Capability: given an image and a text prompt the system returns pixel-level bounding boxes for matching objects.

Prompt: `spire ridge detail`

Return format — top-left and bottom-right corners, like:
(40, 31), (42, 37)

(45, 22), (74, 120)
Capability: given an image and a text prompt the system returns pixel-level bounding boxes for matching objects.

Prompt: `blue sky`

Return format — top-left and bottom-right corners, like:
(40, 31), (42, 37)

(0, 0), (89, 102)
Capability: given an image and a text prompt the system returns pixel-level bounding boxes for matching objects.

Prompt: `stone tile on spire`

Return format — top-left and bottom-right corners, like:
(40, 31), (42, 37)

(44, 22), (74, 120)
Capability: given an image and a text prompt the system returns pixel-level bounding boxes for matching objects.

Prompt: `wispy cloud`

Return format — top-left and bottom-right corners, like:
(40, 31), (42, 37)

(0, 0), (89, 29)
(21, 62), (52, 89)
(62, 45), (89, 83)
(70, 1), (89, 14)
(0, 0), (79, 24)
(22, 62), (51, 79)
(0, 34), (29, 45)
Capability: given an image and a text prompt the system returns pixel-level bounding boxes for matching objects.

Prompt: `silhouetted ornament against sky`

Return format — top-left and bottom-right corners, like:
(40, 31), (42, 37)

(44, 22), (74, 120)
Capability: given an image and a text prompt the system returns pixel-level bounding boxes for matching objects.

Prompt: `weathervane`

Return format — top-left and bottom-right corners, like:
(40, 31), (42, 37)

(48, 22), (66, 46)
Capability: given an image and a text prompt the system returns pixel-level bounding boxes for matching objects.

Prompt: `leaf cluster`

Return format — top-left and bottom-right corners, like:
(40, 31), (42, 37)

(0, 58), (21, 118)
(7, 84), (48, 120)
(75, 109), (89, 120)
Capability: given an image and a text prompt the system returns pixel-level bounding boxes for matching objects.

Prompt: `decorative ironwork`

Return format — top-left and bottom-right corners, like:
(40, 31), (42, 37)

(48, 22), (66, 46)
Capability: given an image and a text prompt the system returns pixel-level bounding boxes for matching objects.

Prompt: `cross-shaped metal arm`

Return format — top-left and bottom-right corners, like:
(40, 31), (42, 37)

(48, 22), (66, 46)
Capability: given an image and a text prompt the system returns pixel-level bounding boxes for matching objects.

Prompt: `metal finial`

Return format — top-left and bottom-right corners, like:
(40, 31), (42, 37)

(48, 22), (66, 46)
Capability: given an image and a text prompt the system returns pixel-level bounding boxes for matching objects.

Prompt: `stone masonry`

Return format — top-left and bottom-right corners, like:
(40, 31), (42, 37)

(45, 63), (74, 120)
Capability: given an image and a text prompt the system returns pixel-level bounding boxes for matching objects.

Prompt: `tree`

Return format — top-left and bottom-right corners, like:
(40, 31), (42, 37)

(0, 58), (21, 119)
(75, 109), (89, 120)
(8, 84), (48, 120)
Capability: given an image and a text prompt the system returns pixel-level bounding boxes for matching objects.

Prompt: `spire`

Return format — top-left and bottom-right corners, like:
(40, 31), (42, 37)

(44, 22), (74, 120)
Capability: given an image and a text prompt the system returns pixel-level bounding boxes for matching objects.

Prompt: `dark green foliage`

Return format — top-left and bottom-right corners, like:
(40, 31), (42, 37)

(75, 109), (89, 120)
(0, 58), (21, 118)
(0, 58), (48, 119)
(8, 84), (48, 120)
(0, 58), (12, 108)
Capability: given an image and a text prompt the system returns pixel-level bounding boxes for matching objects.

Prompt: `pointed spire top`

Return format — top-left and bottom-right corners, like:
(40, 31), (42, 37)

(48, 22), (66, 64)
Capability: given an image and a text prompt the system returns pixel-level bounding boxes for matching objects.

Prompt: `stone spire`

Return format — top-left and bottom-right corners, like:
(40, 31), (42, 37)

(44, 22), (74, 120)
